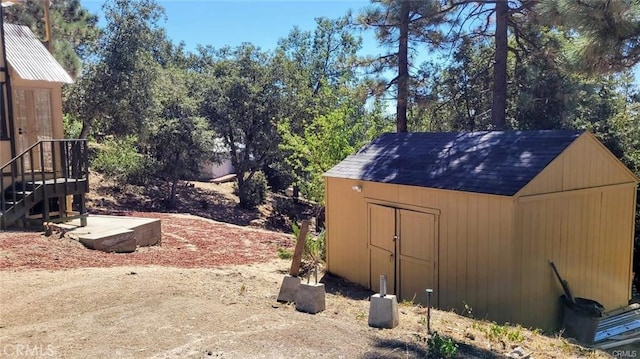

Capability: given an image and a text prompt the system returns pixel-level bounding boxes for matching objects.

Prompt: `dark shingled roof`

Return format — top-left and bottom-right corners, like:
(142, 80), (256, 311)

(324, 130), (584, 196)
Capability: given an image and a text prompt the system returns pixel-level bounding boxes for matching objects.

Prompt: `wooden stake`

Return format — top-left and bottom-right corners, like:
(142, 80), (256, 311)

(289, 219), (309, 277)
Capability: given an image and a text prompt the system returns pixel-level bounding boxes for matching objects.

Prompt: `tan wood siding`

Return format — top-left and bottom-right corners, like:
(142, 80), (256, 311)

(326, 177), (516, 323)
(325, 177), (369, 286)
(519, 133), (637, 196)
(514, 186), (635, 330)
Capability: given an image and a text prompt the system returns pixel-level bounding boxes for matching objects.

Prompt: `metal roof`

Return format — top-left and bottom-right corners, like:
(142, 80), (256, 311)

(324, 130), (584, 196)
(4, 23), (72, 83)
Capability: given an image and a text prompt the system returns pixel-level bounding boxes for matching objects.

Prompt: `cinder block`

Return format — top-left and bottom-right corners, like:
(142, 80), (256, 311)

(295, 283), (325, 314)
(368, 294), (399, 328)
(277, 275), (301, 303)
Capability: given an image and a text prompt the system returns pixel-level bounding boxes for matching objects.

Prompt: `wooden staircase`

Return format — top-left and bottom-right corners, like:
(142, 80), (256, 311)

(1, 139), (89, 229)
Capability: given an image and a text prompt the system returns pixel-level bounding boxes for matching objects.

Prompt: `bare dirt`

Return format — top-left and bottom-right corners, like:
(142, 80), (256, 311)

(0, 177), (619, 358)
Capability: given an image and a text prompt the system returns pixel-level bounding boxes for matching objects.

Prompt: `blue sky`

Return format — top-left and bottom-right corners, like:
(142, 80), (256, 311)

(81, 0), (640, 84)
(82, 0), (384, 55)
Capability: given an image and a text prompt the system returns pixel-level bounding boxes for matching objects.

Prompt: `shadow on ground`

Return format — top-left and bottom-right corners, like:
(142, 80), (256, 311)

(321, 272), (373, 301)
(87, 181), (313, 233)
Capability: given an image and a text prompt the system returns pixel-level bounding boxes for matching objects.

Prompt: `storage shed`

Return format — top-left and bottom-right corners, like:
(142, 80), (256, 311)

(324, 130), (638, 331)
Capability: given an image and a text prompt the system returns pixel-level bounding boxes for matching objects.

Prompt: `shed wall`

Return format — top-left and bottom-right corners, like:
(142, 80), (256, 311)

(325, 177), (517, 323)
(519, 133), (637, 196)
(514, 184), (636, 330)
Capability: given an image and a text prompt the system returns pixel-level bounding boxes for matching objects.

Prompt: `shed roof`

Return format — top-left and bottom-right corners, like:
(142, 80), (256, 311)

(4, 23), (73, 84)
(324, 130), (584, 196)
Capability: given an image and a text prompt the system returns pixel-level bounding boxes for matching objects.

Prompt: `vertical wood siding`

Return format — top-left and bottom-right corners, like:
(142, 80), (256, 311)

(519, 133), (636, 196)
(326, 178), (517, 323)
(514, 185), (635, 330)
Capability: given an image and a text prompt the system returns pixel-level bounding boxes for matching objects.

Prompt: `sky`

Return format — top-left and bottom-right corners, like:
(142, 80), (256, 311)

(82, 0), (384, 56)
(81, 0), (640, 83)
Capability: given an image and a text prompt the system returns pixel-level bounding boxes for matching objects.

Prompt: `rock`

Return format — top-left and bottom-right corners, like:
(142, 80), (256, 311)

(506, 346), (530, 359)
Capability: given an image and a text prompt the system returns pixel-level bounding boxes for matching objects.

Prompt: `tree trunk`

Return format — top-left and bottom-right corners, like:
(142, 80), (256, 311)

(169, 179), (178, 208)
(79, 119), (91, 139)
(491, 0), (508, 130)
(396, 1), (410, 133)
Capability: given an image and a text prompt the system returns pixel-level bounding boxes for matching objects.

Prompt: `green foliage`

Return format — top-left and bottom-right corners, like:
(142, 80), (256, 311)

(238, 171), (268, 209)
(507, 325), (525, 342)
(62, 114), (83, 139)
(291, 222), (326, 263)
(482, 322), (525, 343)
(487, 323), (508, 341)
(64, 0), (169, 139)
(426, 332), (458, 359)
(147, 116), (215, 205)
(278, 94), (387, 205)
(538, 0), (640, 73)
(198, 44), (282, 209)
(92, 136), (150, 185)
(277, 248), (293, 260)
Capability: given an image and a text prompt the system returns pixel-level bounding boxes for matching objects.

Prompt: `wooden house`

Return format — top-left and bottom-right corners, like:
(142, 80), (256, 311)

(324, 130), (638, 331)
(0, 22), (88, 228)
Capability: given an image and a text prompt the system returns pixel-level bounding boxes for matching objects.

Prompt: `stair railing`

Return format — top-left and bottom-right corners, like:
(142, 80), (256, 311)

(0, 139), (88, 217)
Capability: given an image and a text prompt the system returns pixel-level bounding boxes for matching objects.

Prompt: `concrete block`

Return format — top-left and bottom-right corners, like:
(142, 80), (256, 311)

(368, 294), (399, 329)
(276, 275), (300, 303)
(79, 229), (136, 253)
(295, 283), (325, 314)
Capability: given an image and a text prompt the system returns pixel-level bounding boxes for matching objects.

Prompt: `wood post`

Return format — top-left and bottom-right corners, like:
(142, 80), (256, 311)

(289, 219), (310, 277)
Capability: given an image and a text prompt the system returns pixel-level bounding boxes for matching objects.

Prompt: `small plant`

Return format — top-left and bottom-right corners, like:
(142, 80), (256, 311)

(277, 247), (293, 259)
(507, 325), (525, 342)
(400, 294), (417, 307)
(292, 222), (326, 263)
(238, 284), (247, 296)
(427, 332), (458, 359)
(487, 322), (508, 341)
(462, 301), (473, 318)
(355, 310), (366, 321)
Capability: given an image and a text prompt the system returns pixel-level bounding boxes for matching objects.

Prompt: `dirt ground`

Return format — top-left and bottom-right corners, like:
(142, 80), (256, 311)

(0, 211), (617, 359)
(0, 176), (625, 358)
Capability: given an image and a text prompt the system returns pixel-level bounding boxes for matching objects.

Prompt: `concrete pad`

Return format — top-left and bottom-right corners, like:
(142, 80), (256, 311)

(277, 275), (300, 303)
(78, 229), (136, 253)
(368, 294), (399, 329)
(63, 215), (161, 250)
(296, 283), (325, 314)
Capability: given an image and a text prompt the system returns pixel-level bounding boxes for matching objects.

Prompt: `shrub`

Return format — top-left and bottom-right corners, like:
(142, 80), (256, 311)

(92, 136), (152, 186)
(62, 114), (82, 139)
(238, 171), (268, 209)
